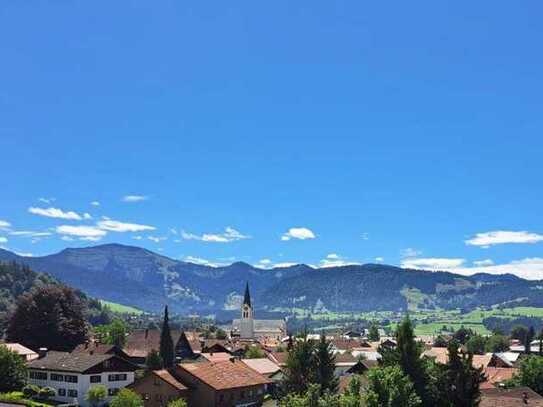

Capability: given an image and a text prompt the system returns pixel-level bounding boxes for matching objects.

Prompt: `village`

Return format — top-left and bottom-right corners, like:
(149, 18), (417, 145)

(2, 283), (543, 407)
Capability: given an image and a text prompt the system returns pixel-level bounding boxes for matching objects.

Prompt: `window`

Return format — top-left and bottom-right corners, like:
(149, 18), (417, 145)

(90, 375), (101, 383)
(64, 375), (78, 383)
(108, 388), (119, 397)
(58, 389), (66, 397)
(67, 390), (78, 398)
(51, 373), (64, 381)
(108, 374), (127, 382)
(143, 394), (150, 401)
(240, 390), (245, 399)
(219, 394), (224, 402)
(29, 371), (47, 380)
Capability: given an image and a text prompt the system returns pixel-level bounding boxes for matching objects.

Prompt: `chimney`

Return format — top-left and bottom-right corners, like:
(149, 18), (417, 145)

(229, 357), (236, 363)
(38, 348), (48, 359)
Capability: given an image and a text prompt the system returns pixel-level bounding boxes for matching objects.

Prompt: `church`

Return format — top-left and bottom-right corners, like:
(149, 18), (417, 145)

(231, 282), (287, 340)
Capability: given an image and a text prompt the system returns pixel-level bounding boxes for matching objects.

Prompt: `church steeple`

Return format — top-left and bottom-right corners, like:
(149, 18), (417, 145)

(243, 281), (251, 307)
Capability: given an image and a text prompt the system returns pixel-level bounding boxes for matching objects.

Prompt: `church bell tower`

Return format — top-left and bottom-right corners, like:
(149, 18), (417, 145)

(240, 282), (254, 339)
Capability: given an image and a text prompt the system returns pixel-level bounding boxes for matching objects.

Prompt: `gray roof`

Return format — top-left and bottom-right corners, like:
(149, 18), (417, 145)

(232, 319), (286, 332)
(28, 351), (115, 373)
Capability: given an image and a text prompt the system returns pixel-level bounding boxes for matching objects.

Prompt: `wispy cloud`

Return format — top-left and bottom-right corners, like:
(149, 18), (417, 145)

(38, 197), (55, 204)
(401, 257), (466, 270)
(401, 248), (422, 258)
(182, 256), (222, 267)
(0, 246), (34, 257)
(90, 201), (100, 206)
(55, 225), (107, 239)
(28, 207), (83, 220)
(0, 220), (11, 229)
(465, 231), (543, 247)
(10, 230), (52, 237)
(147, 236), (167, 243)
(375, 257), (385, 262)
(181, 227), (250, 243)
(83, 213), (92, 220)
(281, 227), (316, 241)
(0, 237), (7, 243)
(97, 219), (155, 233)
(319, 253), (360, 268)
(122, 195), (148, 202)
(438, 258), (543, 281)
(473, 259), (494, 267)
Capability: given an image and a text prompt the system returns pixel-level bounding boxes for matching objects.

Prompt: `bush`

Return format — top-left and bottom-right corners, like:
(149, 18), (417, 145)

(22, 385), (40, 399)
(38, 387), (56, 401)
(167, 399), (187, 407)
(0, 344), (27, 392)
(110, 389), (143, 407)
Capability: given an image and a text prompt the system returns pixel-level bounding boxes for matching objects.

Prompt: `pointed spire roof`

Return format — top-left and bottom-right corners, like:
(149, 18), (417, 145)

(243, 282), (251, 307)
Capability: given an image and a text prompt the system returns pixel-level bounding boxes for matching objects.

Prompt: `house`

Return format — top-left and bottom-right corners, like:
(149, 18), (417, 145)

(124, 330), (200, 365)
(128, 369), (190, 407)
(231, 283), (287, 341)
(27, 350), (138, 407)
(266, 352), (288, 368)
(201, 353), (233, 363)
(480, 367), (519, 389)
(480, 387), (543, 406)
(241, 358), (282, 381)
(2, 343), (38, 362)
(175, 359), (271, 407)
(72, 342), (132, 361)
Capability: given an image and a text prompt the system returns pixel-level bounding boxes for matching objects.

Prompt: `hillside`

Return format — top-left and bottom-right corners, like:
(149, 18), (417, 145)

(0, 260), (104, 334)
(1, 244), (542, 315)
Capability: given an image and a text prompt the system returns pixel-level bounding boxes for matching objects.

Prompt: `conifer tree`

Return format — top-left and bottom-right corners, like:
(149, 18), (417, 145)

(445, 340), (484, 407)
(282, 334), (316, 395)
(159, 306), (174, 368)
(314, 333), (339, 394)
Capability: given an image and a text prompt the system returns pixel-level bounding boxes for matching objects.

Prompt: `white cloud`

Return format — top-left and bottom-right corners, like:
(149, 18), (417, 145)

(0, 237), (7, 243)
(61, 236), (74, 242)
(473, 259), (494, 267)
(56, 225), (107, 239)
(375, 257), (385, 262)
(83, 213), (92, 220)
(273, 262), (301, 268)
(401, 248), (422, 258)
(361, 233), (369, 241)
(0, 220), (11, 229)
(132, 235), (144, 240)
(281, 227), (316, 241)
(443, 258), (543, 281)
(148, 236), (167, 243)
(181, 227), (250, 243)
(254, 258), (273, 269)
(402, 257), (466, 270)
(90, 201), (100, 206)
(319, 254), (360, 268)
(10, 230), (52, 237)
(97, 219), (155, 233)
(183, 256), (220, 267)
(28, 207), (83, 220)
(122, 195), (148, 202)
(465, 231), (543, 247)
(38, 197), (55, 204)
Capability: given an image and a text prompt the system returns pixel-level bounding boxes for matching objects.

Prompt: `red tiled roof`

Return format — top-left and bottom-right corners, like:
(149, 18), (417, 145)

(267, 352), (288, 366)
(178, 360), (271, 390)
(201, 353), (232, 363)
(152, 370), (188, 391)
(124, 329), (183, 358)
(480, 387), (543, 407)
(241, 358), (281, 376)
(480, 367), (519, 389)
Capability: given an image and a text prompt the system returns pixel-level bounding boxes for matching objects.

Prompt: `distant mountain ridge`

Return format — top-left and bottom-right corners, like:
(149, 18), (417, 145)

(1, 244), (541, 314)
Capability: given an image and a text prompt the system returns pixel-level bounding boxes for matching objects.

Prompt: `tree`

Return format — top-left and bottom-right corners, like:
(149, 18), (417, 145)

(0, 344), (27, 392)
(22, 384), (40, 399)
(368, 324), (380, 341)
(159, 306), (175, 368)
(86, 385), (108, 407)
(445, 340), (485, 406)
(364, 366), (422, 407)
(485, 334), (509, 353)
(110, 389), (143, 407)
(452, 327), (473, 345)
(245, 346), (265, 359)
(466, 335), (486, 355)
(215, 328), (227, 340)
(167, 400), (187, 407)
(7, 285), (88, 351)
(282, 335), (316, 395)
(146, 349), (163, 370)
(109, 319), (128, 347)
(313, 334), (338, 395)
(433, 335), (448, 348)
(525, 326), (536, 354)
(514, 355), (543, 395)
(510, 325), (528, 341)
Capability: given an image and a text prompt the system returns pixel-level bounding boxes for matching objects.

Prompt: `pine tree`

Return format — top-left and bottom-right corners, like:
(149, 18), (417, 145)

(159, 306), (175, 368)
(282, 334), (316, 395)
(445, 340), (484, 406)
(525, 326), (536, 354)
(314, 333), (339, 394)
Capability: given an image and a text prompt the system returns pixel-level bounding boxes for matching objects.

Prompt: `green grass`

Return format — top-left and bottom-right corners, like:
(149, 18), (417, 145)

(100, 300), (143, 315)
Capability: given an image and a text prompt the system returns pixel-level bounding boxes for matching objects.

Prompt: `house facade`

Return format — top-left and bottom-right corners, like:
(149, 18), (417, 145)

(129, 369), (190, 407)
(27, 351), (137, 407)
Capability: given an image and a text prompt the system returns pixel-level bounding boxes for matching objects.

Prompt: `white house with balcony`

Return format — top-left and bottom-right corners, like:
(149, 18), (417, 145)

(27, 350), (138, 406)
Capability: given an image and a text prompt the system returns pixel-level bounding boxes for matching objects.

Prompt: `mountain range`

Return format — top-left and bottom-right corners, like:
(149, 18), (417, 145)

(1, 244), (542, 316)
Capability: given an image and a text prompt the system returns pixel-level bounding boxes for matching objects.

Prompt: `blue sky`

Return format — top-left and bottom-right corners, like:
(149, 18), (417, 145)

(1, 1), (543, 278)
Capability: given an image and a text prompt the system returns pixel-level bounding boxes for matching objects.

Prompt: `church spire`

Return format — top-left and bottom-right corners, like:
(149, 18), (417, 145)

(243, 281), (251, 307)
